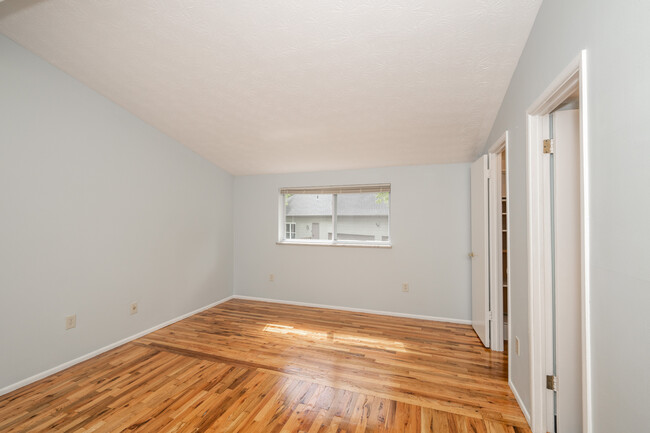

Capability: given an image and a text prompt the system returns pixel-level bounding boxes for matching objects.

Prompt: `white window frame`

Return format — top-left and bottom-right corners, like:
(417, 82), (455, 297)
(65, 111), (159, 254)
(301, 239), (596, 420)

(278, 184), (392, 248)
(285, 222), (296, 239)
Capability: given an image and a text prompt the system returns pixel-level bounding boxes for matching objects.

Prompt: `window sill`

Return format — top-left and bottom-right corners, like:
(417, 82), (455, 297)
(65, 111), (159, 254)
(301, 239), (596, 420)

(276, 241), (392, 249)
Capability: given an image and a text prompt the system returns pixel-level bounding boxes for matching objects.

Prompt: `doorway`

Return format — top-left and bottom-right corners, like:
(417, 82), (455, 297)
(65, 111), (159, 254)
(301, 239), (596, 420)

(526, 51), (591, 433)
(470, 132), (510, 355)
(488, 133), (510, 353)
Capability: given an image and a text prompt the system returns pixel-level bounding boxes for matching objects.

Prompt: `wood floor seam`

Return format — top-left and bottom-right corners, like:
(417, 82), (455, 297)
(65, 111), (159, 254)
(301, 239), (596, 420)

(0, 298), (530, 432)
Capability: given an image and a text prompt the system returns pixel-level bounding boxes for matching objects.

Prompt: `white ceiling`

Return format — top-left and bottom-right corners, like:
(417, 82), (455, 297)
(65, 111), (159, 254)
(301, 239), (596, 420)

(0, 0), (541, 175)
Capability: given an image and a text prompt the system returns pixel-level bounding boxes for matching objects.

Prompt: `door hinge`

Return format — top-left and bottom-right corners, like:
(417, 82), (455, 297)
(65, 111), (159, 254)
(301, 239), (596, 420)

(488, 311), (493, 320)
(546, 375), (558, 392)
(543, 139), (555, 154)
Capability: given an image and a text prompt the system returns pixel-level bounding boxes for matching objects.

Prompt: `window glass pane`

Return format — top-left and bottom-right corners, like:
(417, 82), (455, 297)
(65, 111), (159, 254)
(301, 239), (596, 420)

(284, 194), (332, 240)
(336, 192), (389, 242)
(285, 223), (296, 239)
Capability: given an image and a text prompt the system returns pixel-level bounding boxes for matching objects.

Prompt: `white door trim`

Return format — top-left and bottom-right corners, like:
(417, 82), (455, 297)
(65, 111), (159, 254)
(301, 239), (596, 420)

(487, 132), (510, 353)
(526, 50), (591, 433)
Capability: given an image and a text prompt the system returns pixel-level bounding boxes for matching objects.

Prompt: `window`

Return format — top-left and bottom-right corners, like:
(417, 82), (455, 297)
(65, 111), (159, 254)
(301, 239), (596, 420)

(279, 184), (391, 246)
(285, 222), (296, 239)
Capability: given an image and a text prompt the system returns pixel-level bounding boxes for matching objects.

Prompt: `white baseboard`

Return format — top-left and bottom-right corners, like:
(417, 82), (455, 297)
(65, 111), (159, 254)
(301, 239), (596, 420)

(509, 379), (531, 426)
(1, 294), (470, 397)
(0, 295), (234, 397)
(233, 295), (472, 325)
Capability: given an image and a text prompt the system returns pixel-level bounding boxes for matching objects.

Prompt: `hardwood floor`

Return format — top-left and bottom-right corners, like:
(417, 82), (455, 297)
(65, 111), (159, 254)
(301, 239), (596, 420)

(0, 299), (530, 432)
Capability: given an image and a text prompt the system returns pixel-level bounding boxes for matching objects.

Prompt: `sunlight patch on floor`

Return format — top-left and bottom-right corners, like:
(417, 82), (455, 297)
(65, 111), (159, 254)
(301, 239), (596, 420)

(263, 323), (407, 353)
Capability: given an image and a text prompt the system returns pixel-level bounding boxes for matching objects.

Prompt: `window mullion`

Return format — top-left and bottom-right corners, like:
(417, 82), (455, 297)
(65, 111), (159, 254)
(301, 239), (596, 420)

(332, 193), (338, 242)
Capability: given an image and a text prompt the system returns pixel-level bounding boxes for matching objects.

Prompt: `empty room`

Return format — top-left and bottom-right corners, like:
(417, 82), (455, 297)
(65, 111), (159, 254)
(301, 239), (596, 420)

(1, 0), (648, 432)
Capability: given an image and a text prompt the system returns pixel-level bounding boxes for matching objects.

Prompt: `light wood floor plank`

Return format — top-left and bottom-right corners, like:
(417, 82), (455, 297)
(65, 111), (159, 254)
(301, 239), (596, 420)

(0, 299), (530, 432)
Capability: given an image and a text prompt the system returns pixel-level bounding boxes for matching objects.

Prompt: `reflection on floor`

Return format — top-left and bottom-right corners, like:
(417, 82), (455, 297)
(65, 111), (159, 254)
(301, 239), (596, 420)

(0, 298), (530, 432)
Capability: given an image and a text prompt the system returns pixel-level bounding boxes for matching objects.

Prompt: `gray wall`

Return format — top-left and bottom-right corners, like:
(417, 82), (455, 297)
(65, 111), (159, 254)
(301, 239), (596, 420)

(233, 164), (472, 321)
(481, 0), (650, 429)
(0, 35), (234, 390)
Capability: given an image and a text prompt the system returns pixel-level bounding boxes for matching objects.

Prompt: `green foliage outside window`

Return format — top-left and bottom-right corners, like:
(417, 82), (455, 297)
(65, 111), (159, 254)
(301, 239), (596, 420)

(375, 192), (389, 204)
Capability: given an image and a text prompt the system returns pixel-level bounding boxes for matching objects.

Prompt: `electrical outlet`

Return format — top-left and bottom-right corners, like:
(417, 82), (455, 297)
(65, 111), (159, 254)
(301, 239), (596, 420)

(65, 314), (76, 330)
(269, 274), (274, 282)
(515, 337), (520, 356)
(402, 283), (409, 292)
(130, 302), (138, 315)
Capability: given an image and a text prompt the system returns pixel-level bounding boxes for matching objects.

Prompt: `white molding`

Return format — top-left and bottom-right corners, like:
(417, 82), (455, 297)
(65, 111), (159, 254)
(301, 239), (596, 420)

(528, 56), (581, 117)
(578, 51), (592, 433)
(504, 136), (513, 381)
(526, 108), (545, 433)
(526, 50), (591, 433)
(488, 151), (501, 349)
(488, 131), (508, 154)
(233, 295), (472, 325)
(487, 131), (509, 353)
(510, 379), (532, 426)
(0, 295), (235, 397)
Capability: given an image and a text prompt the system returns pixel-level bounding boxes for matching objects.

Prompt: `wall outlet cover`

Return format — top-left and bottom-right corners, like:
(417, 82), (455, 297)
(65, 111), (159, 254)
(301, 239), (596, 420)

(65, 314), (76, 330)
(130, 302), (138, 315)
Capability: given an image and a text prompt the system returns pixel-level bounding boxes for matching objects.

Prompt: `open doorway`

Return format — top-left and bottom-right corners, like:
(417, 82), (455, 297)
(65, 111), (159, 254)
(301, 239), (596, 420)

(470, 133), (510, 355)
(526, 51), (591, 433)
(487, 133), (510, 353)
(470, 132), (510, 357)
(500, 150), (508, 348)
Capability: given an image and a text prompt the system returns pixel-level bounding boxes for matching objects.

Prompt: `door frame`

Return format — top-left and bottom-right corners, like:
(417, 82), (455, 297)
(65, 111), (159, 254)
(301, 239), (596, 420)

(487, 132), (510, 353)
(526, 51), (591, 433)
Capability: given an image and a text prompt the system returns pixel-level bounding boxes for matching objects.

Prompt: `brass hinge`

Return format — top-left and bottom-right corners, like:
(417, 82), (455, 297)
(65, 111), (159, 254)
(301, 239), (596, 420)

(546, 375), (558, 392)
(543, 139), (555, 154)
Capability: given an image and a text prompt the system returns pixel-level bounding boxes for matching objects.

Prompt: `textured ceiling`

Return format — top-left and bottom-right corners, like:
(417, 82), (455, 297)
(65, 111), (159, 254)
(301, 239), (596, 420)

(0, 0), (541, 175)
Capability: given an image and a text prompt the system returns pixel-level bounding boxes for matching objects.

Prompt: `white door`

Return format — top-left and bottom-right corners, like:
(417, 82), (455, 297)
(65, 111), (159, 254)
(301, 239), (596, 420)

(471, 155), (490, 347)
(551, 109), (583, 432)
